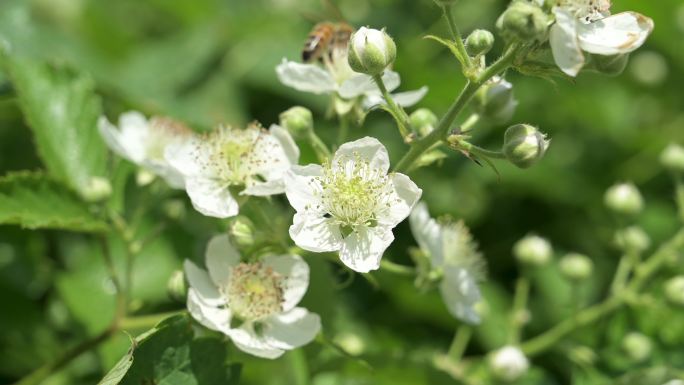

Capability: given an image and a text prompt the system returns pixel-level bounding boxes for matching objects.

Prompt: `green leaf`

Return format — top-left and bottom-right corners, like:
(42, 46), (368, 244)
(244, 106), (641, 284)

(101, 314), (241, 385)
(0, 51), (107, 198)
(0, 171), (107, 232)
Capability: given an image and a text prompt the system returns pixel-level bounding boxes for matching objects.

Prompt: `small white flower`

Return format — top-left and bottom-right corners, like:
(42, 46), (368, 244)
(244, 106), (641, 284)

(98, 111), (193, 188)
(488, 345), (530, 381)
(549, 0), (654, 76)
(409, 202), (485, 324)
(165, 123), (299, 218)
(284, 137), (422, 273)
(184, 234), (321, 359)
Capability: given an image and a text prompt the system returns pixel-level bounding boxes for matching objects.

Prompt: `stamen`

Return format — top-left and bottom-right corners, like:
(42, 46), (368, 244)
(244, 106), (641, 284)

(223, 262), (284, 321)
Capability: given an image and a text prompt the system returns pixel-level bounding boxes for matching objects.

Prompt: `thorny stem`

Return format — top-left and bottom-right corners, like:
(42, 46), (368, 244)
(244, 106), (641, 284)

(372, 73), (412, 139)
(441, 4), (473, 74)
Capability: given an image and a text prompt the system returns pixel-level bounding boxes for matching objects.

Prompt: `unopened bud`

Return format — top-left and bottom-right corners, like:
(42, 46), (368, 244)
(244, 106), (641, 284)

(604, 182), (643, 215)
(409, 108), (438, 137)
(513, 234), (552, 267)
(488, 346), (529, 382)
(228, 216), (256, 248)
(559, 253), (593, 281)
(660, 143), (684, 173)
(588, 54), (629, 77)
(348, 27), (396, 76)
(664, 276), (684, 306)
(503, 124), (549, 169)
(474, 77), (518, 123)
(279, 106), (313, 138)
(167, 270), (187, 302)
(621, 332), (652, 363)
(82, 176), (112, 202)
(497, 1), (550, 42)
(614, 226), (650, 253)
(163, 199), (186, 220)
(465, 29), (495, 56)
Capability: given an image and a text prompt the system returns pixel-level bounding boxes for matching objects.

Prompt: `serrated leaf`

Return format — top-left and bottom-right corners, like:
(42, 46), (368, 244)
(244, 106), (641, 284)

(101, 315), (241, 385)
(0, 51), (107, 198)
(0, 171), (107, 232)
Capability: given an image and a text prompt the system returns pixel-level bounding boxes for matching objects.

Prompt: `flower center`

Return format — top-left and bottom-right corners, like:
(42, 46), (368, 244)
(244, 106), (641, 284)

(316, 155), (392, 231)
(223, 262), (283, 321)
(558, 0), (611, 22)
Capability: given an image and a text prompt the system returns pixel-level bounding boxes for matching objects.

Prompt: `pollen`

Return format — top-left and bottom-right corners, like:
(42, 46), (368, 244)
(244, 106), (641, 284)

(559, 0), (611, 22)
(223, 262), (284, 321)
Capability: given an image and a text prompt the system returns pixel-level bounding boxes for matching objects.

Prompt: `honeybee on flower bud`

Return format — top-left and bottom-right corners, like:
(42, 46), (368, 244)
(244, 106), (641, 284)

(302, 22), (354, 63)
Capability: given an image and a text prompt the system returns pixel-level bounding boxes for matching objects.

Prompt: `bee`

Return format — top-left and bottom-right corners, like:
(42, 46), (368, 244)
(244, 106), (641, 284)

(302, 22), (354, 63)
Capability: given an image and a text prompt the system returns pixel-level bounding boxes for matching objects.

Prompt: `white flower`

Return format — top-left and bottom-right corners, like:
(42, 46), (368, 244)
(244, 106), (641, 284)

(549, 0), (654, 76)
(409, 202), (485, 324)
(488, 345), (530, 381)
(284, 137), (422, 273)
(165, 123), (299, 218)
(98, 111), (193, 188)
(184, 234), (321, 359)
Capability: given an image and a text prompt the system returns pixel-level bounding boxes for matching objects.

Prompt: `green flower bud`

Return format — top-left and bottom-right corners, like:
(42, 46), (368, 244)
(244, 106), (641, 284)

(559, 253), (593, 281)
(348, 27), (396, 76)
(163, 199), (186, 220)
(465, 29), (495, 56)
(614, 226), (650, 253)
(497, 1), (550, 42)
(588, 54), (629, 77)
(279, 106), (313, 138)
(167, 270), (187, 302)
(409, 108), (438, 137)
(473, 77), (518, 123)
(660, 143), (684, 173)
(621, 332), (652, 363)
(503, 124), (549, 169)
(604, 182), (643, 215)
(228, 216), (256, 248)
(82, 176), (112, 202)
(664, 276), (684, 307)
(513, 234), (552, 267)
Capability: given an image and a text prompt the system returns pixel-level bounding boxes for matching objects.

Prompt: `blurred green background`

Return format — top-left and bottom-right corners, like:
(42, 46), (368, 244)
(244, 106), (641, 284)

(1, 0), (683, 384)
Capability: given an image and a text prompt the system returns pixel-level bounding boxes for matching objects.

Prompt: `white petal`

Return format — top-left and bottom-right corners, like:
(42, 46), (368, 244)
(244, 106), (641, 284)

(185, 177), (239, 218)
(187, 288), (231, 332)
(276, 59), (337, 94)
(242, 179), (286, 196)
(227, 324), (285, 359)
(183, 260), (223, 306)
(391, 86), (428, 107)
(338, 71), (400, 99)
(269, 124), (300, 165)
(164, 138), (211, 178)
(262, 308), (321, 350)
(409, 202), (445, 266)
(289, 213), (343, 253)
(380, 173), (422, 227)
(333, 137), (390, 175)
(98, 112), (149, 163)
(205, 234), (241, 288)
(141, 159), (185, 189)
(284, 165), (324, 213)
(550, 8), (585, 77)
(440, 266), (482, 324)
(577, 12), (654, 56)
(339, 226), (394, 273)
(263, 255), (309, 312)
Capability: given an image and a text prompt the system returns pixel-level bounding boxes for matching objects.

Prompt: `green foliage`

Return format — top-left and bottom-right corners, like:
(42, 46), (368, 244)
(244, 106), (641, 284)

(0, 171), (107, 232)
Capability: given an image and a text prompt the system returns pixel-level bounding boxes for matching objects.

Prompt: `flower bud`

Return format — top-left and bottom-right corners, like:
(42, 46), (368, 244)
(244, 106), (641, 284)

(473, 77), (518, 123)
(82, 176), (112, 202)
(488, 346), (529, 382)
(660, 143), (684, 173)
(621, 332), (652, 363)
(559, 253), (593, 281)
(465, 29), (495, 56)
(502, 124), (549, 169)
(497, 1), (550, 42)
(348, 27), (396, 76)
(167, 270), (187, 302)
(604, 182), (643, 215)
(228, 216), (256, 248)
(163, 199), (186, 220)
(409, 108), (438, 137)
(588, 54), (629, 77)
(664, 276), (684, 307)
(513, 234), (552, 267)
(279, 106), (313, 138)
(614, 226), (650, 253)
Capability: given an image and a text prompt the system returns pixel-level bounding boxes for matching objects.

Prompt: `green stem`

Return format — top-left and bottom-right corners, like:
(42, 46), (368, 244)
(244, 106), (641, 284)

(610, 251), (638, 295)
(372, 73), (411, 138)
(379, 259), (416, 276)
(289, 348), (310, 385)
(629, 227), (684, 292)
(393, 45), (518, 174)
(441, 4), (473, 74)
(337, 113), (350, 145)
(307, 131), (332, 163)
(458, 141), (507, 160)
(447, 325), (472, 363)
(509, 276), (530, 345)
